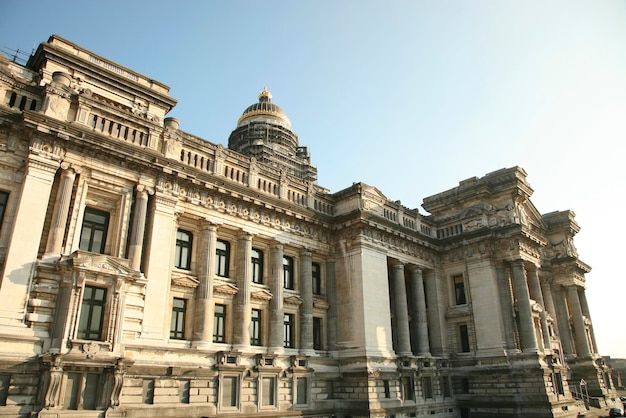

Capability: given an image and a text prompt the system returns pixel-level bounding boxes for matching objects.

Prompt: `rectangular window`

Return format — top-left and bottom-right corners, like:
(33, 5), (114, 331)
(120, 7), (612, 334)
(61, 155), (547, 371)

(454, 275), (467, 305)
(216, 240), (230, 277)
(142, 379), (154, 404)
(283, 256), (294, 289)
(221, 376), (238, 408)
(284, 313), (295, 348)
(554, 372), (565, 395)
(250, 309), (262, 346)
(213, 304), (226, 343)
(180, 380), (190, 404)
(312, 262), (321, 295)
(460, 324), (470, 352)
(77, 285), (106, 340)
(79, 207), (109, 254)
(252, 248), (263, 284)
(175, 230), (193, 270)
(296, 377), (308, 405)
(64, 372), (81, 409)
(403, 376), (415, 400)
(170, 298), (186, 340)
(82, 373), (99, 410)
(261, 376), (275, 406)
(383, 379), (390, 398)
(313, 317), (322, 350)
(0, 191), (8, 229)
(422, 376), (433, 399)
(441, 376), (451, 398)
(0, 374), (9, 406)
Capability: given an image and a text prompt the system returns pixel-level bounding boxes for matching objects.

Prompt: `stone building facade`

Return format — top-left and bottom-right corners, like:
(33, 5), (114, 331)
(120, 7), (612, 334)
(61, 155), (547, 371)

(0, 35), (619, 418)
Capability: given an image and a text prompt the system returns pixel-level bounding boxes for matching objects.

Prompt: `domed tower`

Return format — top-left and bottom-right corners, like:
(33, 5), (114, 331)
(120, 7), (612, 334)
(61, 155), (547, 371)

(228, 87), (317, 183)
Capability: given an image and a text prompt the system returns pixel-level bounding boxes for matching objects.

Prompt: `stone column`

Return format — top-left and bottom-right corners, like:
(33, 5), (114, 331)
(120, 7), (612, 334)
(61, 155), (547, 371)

(510, 260), (538, 352)
(390, 261), (412, 356)
(232, 232), (252, 350)
(495, 263), (517, 351)
(424, 270), (445, 355)
(527, 267), (551, 351)
(408, 267), (430, 356)
(299, 250), (314, 354)
(127, 187), (149, 271)
(553, 285), (574, 357)
(45, 166), (76, 255)
(578, 290), (598, 354)
(540, 277), (559, 337)
(0, 153), (59, 327)
(268, 243), (284, 352)
(193, 222), (217, 348)
(326, 260), (338, 351)
(567, 285), (591, 357)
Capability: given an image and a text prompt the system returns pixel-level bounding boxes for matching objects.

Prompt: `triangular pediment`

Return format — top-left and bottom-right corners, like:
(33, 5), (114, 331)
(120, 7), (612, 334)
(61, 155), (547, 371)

(60, 251), (138, 278)
(214, 282), (238, 296)
(284, 295), (303, 306)
(171, 272), (199, 289)
(520, 199), (548, 230)
(251, 289), (273, 302)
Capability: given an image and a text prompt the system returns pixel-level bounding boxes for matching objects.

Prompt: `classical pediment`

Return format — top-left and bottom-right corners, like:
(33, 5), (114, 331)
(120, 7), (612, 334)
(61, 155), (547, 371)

(171, 272), (199, 289)
(214, 283), (238, 296)
(251, 289), (273, 302)
(59, 251), (138, 278)
(284, 295), (303, 306)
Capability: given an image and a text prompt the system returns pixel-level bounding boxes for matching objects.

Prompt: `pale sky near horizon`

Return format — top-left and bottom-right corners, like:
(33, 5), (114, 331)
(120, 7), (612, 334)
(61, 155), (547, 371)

(2, 1), (626, 358)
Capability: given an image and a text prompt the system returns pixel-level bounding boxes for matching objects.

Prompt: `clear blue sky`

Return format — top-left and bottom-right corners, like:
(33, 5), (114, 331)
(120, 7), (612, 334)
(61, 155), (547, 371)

(2, 1), (625, 358)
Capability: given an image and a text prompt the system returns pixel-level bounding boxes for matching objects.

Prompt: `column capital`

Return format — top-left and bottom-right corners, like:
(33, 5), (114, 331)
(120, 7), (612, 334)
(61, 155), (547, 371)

(406, 265), (423, 274)
(389, 259), (405, 269)
(238, 230), (253, 240)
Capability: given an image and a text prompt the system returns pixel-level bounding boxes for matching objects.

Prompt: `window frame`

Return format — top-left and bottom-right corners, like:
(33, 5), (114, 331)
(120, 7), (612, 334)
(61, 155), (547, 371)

(284, 312), (295, 348)
(0, 191), (8, 230)
(219, 374), (240, 410)
(283, 255), (294, 289)
(259, 375), (277, 408)
(216, 239), (230, 278)
(77, 285), (107, 341)
(453, 274), (467, 305)
(295, 376), (309, 405)
(313, 316), (323, 350)
(170, 297), (187, 340)
(174, 229), (193, 270)
(251, 248), (264, 284)
(459, 323), (471, 353)
(312, 262), (322, 295)
(79, 207), (110, 254)
(213, 303), (227, 343)
(250, 308), (262, 346)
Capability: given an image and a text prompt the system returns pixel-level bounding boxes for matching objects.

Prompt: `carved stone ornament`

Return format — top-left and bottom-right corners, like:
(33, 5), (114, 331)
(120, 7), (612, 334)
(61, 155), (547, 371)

(82, 341), (100, 358)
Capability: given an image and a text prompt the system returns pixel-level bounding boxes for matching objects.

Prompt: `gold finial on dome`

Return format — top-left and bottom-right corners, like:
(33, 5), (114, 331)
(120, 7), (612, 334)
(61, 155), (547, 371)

(258, 86), (272, 102)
